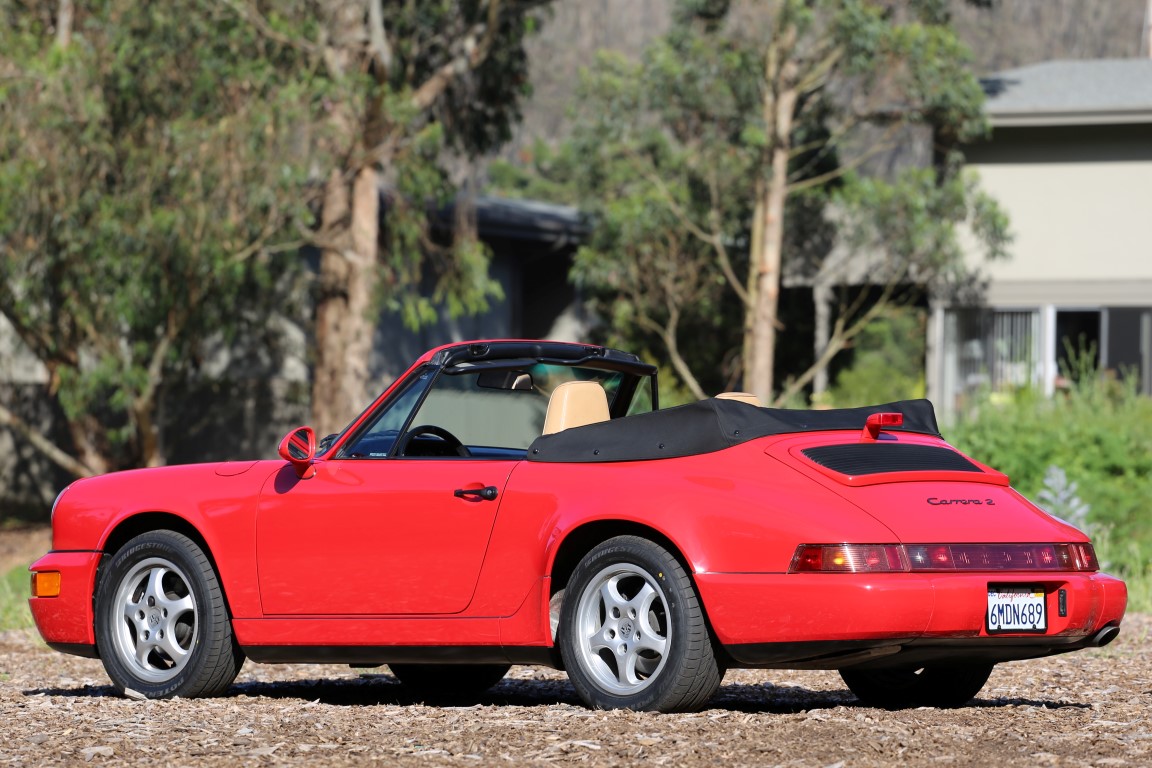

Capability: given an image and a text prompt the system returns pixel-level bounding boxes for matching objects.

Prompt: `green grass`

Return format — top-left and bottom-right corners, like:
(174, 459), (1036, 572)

(0, 564), (35, 631)
(1120, 563), (1152, 614)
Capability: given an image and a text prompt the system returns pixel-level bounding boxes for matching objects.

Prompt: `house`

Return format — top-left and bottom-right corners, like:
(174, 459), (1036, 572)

(927, 59), (1152, 418)
(373, 195), (590, 382)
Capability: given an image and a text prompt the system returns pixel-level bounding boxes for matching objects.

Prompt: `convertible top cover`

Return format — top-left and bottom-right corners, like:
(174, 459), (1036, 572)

(527, 398), (941, 463)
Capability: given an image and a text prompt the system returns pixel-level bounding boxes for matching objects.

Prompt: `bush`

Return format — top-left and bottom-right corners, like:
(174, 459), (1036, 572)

(948, 373), (1152, 610)
(824, 306), (927, 408)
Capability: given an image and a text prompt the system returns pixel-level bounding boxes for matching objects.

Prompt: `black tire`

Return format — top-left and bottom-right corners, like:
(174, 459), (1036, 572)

(94, 530), (244, 698)
(559, 535), (721, 712)
(388, 663), (511, 704)
(839, 664), (993, 709)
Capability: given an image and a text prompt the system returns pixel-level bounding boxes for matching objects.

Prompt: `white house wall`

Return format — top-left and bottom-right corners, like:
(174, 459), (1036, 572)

(970, 158), (1152, 305)
(930, 121), (1152, 417)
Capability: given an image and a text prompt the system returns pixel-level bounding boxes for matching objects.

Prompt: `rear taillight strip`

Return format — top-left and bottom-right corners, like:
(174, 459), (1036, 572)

(789, 543), (1099, 574)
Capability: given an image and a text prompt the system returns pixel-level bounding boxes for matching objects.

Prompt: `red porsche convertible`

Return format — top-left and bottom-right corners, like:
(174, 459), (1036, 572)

(29, 340), (1127, 711)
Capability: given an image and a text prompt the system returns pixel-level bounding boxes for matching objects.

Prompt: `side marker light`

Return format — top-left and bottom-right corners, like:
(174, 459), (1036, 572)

(31, 571), (61, 598)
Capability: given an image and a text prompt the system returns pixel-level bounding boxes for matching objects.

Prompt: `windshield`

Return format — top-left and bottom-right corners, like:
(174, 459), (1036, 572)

(341, 362), (649, 458)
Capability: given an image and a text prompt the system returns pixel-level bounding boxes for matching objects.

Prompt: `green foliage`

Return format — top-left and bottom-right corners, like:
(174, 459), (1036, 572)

(836, 162), (1010, 276)
(0, 565), (34, 631)
(1, 0), (329, 469)
(824, 306), (926, 407)
(949, 375), (1152, 607)
(0, 0), (331, 470)
(357, 0), (548, 334)
(1, 0), (550, 470)
(382, 0), (538, 155)
(492, 0), (1004, 401)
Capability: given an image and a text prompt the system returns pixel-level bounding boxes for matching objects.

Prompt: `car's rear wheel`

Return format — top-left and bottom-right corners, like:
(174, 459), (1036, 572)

(559, 536), (721, 712)
(839, 664), (993, 709)
(388, 663), (510, 703)
(95, 530), (243, 699)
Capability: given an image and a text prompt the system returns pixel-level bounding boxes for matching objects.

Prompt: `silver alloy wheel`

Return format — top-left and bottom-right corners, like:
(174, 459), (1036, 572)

(573, 563), (670, 695)
(108, 556), (197, 683)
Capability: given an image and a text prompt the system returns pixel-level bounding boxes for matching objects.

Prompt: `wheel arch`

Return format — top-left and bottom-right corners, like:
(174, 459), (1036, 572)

(97, 513), (232, 616)
(548, 520), (696, 598)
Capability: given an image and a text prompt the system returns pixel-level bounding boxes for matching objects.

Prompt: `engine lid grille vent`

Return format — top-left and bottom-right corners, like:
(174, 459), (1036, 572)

(802, 444), (982, 476)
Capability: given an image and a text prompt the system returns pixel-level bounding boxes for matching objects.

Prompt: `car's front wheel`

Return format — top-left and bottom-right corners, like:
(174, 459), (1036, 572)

(95, 530), (243, 698)
(559, 536), (721, 712)
(839, 664), (993, 709)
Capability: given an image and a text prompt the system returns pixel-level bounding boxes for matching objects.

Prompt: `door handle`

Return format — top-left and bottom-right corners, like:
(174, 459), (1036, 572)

(454, 486), (499, 501)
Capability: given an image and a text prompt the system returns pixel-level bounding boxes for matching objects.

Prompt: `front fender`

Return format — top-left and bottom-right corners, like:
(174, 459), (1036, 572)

(50, 461), (282, 620)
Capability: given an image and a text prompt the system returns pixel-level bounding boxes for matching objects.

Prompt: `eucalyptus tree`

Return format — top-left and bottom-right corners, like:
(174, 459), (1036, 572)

(0, 0), (552, 476)
(0, 0), (327, 474)
(309, 0), (552, 436)
(497, 0), (1007, 402)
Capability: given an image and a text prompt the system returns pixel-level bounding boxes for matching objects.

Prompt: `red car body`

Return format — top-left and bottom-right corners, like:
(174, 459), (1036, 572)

(29, 340), (1127, 711)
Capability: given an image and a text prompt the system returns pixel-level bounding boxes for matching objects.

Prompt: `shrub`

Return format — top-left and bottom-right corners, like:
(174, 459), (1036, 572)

(948, 373), (1152, 610)
(824, 306), (927, 408)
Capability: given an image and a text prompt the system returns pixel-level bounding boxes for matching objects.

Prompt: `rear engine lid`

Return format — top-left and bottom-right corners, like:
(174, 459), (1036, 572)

(789, 439), (1009, 488)
(772, 435), (1081, 542)
(831, 480), (1079, 542)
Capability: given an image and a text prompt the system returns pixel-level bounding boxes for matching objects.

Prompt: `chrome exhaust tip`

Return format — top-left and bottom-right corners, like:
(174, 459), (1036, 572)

(1092, 625), (1121, 647)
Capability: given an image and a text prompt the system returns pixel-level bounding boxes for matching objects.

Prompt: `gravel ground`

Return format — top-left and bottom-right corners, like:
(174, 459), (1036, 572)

(2, 526), (1149, 767)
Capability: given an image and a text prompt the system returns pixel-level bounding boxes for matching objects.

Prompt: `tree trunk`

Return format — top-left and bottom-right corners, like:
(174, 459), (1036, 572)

(312, 167), (380, 437)
(812, 281), (832, 395)
(56, 0), (73, 48)
(308, 0), (510, 434)
(745, 22), (798, 403)
(310, 1), (381, 437)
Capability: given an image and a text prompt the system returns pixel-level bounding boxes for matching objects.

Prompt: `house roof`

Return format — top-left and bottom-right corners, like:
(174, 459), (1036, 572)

(980, 59), (1152, 127)
(436, 195), (588, 247)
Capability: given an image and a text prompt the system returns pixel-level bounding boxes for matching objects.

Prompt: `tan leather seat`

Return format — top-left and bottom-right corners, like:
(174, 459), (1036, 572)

(542, 381), (611, 435)
(716, 391), (761, 407)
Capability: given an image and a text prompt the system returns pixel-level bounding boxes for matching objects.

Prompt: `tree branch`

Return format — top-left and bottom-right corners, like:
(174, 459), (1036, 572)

(0, 401), (97, 478)
(705, 167), (752, 307)
(636, 157), (752, 308)
(786, 123), (903, 192)
(793, 43), (842, 96)
(367, 0), (393, 79)
(410, 0), (501, 112)
(772, 273), (907, 406)
(56, 0), (73, 48)
(213, 0), (320, 55)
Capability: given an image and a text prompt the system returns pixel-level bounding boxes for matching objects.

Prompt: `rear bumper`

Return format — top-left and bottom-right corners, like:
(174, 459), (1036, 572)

(28, 551), (102, 655)
(697, 570), (1127, 667)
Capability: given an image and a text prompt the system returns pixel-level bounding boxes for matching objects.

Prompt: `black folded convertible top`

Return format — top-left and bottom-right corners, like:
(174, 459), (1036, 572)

(526, 398), (940, 463)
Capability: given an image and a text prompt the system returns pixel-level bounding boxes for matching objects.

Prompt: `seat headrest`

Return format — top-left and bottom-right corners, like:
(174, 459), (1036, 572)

(542, 381), (611, 435)
(715, 391), (761, 407)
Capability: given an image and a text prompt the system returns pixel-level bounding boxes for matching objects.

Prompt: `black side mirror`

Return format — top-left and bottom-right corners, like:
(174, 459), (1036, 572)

(278, 426), (317, 479)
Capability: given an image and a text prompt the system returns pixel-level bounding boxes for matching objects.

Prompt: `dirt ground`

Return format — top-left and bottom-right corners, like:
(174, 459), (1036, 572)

(2, 527), (1149, 768)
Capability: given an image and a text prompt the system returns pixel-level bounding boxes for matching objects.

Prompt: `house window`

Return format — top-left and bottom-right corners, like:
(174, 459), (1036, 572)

(1054, 310), (1101, 385)
(940, 308), (1039, 414)
(1103, 307), (1152, 396)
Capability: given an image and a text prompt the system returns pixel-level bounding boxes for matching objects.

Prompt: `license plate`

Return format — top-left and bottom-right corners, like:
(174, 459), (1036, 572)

(986, 586), (1047, 633)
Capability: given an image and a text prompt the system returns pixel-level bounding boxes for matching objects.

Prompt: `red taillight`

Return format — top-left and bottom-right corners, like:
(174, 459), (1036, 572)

(906, 543), (1096, 572)
(790, 543), (1100, 573)
(790, 544), (905, 573)
(1072, 543), (1098, 571)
